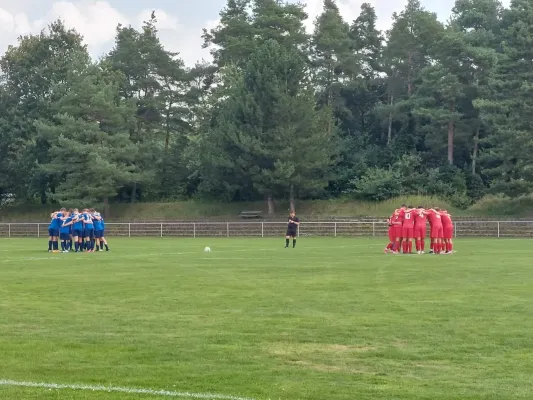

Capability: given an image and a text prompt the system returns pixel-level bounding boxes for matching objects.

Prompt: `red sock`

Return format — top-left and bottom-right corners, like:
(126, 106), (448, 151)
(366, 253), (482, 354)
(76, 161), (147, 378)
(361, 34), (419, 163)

(415, 239), (420, 251)
(408, 241), (412, 253)
(430, 242), (434, 251)
(421, 239), (425, 251)
(387, 242), (393, 250)
(448, 242), (452, 252)
(437, 242), (442, 253)
(445, 242), (449, 252)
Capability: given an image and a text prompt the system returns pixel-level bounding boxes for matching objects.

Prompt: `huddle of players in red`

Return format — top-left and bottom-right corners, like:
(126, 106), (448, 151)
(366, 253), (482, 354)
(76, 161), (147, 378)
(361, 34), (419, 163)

(385, 205), (454, 254)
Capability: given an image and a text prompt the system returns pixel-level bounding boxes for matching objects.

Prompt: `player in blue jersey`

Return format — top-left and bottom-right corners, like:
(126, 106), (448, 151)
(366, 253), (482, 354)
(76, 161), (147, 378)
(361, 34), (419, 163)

(59, 211), (73, 252)
(82, 209), (95, 252)
(92, 210), (109, 251)
(48, 211), (59, 252)
(48, 208), (67, 252)
(70, 208), (84, 252)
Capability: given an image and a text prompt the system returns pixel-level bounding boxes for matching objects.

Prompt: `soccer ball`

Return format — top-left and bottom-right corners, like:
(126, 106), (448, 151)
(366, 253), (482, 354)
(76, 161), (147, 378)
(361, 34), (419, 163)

(204, 247), (211, 252)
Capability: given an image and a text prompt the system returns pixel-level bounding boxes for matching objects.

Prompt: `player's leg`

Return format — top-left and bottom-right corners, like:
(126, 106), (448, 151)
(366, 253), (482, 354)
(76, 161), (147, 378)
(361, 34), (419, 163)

(48, 229), (54, 252)
(292, 233), (297, 248)
(101, 234), (109, 251)
(285, 233), (290, 248)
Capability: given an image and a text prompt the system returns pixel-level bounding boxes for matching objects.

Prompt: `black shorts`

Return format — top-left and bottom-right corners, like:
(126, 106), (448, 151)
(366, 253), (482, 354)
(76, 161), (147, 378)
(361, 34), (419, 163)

(286, 229), (297, 237)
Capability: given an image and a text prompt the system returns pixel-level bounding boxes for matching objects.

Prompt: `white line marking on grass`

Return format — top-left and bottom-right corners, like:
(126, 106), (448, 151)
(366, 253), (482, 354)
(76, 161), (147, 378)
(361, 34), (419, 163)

(0, 379), (256, 400)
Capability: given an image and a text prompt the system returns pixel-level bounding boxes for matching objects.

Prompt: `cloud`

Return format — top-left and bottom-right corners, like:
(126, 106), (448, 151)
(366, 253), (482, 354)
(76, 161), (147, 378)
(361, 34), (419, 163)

(47, 1), (127, 47)
(137, 9), (180, 31)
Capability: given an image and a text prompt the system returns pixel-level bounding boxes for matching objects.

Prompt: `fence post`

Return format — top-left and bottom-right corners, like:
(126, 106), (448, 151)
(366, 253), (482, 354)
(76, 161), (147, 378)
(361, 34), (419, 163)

(297, 224), (300, 237)
(160, 223), (163, 238)
(261, 222), (264, 238)
(193, 223), (196, 238)
(454, 223), (457, 238)
(128, 223), (131, 238)
(37, 223), (40, 238)
(8, 223), (11, 238)
(372, 222), (375, 237)
(497, 221), (500, 238)
(227, 222), (229, 237)
(334, 222), (337, 237)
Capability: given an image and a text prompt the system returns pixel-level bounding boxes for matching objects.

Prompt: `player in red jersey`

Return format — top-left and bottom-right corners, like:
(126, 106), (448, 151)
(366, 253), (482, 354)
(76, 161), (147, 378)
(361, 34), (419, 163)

(440, 210), (454, 254)
(401, 206), (415, 253)
(384, 215), (395, 253)
(414, 206), (427, 254)
(426, 207), (443, 254)
(391, 204), (406, 253)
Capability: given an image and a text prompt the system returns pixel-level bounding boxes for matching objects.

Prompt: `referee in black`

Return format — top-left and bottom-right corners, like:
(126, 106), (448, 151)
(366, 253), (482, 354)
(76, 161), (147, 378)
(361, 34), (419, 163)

(285, 211), (300, 248)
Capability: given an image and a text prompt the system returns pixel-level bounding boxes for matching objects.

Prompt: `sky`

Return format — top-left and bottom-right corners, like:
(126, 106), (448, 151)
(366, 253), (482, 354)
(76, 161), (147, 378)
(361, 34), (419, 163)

(0, 0), (507, 67)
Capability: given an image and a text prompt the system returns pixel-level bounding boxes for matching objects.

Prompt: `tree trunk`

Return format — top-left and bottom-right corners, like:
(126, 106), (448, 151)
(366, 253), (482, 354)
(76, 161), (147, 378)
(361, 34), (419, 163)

(472, 124), (480, 175)
(103, 197), (110, 218)
(131, 182), (137, 204)
(387, 93), (393, 145)
(407, 52), (413, 95)
(267, 195), (274, 215)
(447, 102), (455, 164)
(289, 184), (295, 213)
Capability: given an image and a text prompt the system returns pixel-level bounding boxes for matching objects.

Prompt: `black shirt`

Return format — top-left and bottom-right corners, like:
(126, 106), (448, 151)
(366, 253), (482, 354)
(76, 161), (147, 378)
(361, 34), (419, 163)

(287, 216), (299, 229)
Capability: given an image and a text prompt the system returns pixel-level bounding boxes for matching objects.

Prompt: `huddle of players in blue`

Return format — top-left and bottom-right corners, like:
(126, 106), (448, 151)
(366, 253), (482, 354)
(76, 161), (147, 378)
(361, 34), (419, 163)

(48, 208), (110, 253)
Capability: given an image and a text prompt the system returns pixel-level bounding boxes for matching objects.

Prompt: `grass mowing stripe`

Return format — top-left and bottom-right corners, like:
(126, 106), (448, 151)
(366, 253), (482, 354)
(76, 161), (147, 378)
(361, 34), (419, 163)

(0, 379), (257, 400)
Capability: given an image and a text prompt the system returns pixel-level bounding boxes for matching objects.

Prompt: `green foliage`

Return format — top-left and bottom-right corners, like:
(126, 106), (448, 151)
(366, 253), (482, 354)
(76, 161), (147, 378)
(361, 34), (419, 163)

(1, 0), (533, 212)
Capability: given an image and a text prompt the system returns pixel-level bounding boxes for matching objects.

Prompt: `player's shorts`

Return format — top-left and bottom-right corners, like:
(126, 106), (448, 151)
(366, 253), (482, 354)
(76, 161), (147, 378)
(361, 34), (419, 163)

(393, 226), (403, 238)
(72, 229), (82, 238)
(402, 227), (414, 238)
(388, 227), (395, 241)
(443, 225), (453, 239)
(60, 233), (70, 240)
(414, 226), (426, 238)
(94, 230), (104, 238)
(286, 229), (297, 237)
(84, 228), (94, 239)
(48, 228), (59, 237)
(430, 225), (443, 238)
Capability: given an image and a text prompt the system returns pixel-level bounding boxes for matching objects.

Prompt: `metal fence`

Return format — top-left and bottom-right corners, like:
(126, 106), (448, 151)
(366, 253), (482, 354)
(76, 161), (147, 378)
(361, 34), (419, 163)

(1, 221), (533, 238)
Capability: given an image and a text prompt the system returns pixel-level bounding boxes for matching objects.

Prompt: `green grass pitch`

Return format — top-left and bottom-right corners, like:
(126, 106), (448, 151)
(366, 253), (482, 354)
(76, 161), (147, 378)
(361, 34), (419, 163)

(1, 237), (532, 400)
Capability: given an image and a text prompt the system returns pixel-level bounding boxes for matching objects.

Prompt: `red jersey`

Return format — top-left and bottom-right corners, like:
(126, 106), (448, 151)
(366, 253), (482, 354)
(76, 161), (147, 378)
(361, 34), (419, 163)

(414, 209), (427, 228)
(440, 212), (452, 227)
(391, 209), (404, 226)
(402, 209), (415, 228)
(426, 209), (442, 227)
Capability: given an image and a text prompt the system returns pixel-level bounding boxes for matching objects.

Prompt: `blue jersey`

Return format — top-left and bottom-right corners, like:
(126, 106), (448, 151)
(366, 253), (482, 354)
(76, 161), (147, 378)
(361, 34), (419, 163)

(60, 217), (73, 234)
(101, 217), (105, 230)
(50, 212), (63, 229)
(72, 213), (84, 230)
(83, 213), (94, 229)
(93, 214), (103, 230)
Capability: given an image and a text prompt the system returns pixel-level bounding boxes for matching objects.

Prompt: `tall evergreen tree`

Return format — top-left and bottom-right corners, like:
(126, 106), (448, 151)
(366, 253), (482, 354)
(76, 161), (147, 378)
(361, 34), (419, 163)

(200, 40), (337, 212)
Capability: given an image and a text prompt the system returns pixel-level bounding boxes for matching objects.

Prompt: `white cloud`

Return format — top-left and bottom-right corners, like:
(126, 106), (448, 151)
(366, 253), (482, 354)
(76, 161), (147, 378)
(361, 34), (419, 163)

(47, 1), (127, 47)
(137, 9), (180, 31)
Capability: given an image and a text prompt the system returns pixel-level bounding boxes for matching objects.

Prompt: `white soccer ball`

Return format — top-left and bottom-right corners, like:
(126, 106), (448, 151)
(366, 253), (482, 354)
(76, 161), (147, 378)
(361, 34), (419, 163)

(204, 247), (211, 252)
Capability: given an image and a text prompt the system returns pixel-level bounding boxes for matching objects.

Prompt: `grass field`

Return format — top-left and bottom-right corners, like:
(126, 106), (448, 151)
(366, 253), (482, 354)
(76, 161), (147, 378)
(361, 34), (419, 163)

(1, 237), (532, 400)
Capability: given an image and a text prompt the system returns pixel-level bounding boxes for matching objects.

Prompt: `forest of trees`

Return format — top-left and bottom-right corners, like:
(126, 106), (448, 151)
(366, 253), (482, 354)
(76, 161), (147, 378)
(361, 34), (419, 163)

(1, 0), (532, 213)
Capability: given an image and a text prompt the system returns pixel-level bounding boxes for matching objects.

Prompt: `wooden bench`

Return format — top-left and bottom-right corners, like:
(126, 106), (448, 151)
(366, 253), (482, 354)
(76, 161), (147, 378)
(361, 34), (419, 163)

(239, 211), (262, 219)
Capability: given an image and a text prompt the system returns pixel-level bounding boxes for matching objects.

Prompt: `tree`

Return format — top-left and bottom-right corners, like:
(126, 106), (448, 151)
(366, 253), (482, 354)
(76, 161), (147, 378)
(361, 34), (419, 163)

(35, 64), (142, 210)
(107, 12), (191, 202)
(475, 0), (533, 196)
(200, 40), (337, 212)
(203, 0), (308, 70)
(0, 20), (90, 203)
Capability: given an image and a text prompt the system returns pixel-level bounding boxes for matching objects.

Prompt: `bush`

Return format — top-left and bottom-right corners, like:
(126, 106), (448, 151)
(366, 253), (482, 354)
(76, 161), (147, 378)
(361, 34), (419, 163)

(469, 194), (533, 216)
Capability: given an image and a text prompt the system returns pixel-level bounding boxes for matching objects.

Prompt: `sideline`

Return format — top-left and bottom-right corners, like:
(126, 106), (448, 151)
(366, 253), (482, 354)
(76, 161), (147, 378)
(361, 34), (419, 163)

(0, 379), (257, 400)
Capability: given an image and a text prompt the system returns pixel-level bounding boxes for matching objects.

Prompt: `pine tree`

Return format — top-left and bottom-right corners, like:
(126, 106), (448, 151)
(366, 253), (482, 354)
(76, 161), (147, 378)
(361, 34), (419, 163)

(475, 0), (533, 196)
(36, 65), (142, 207)
(201, 40), (337, 212)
